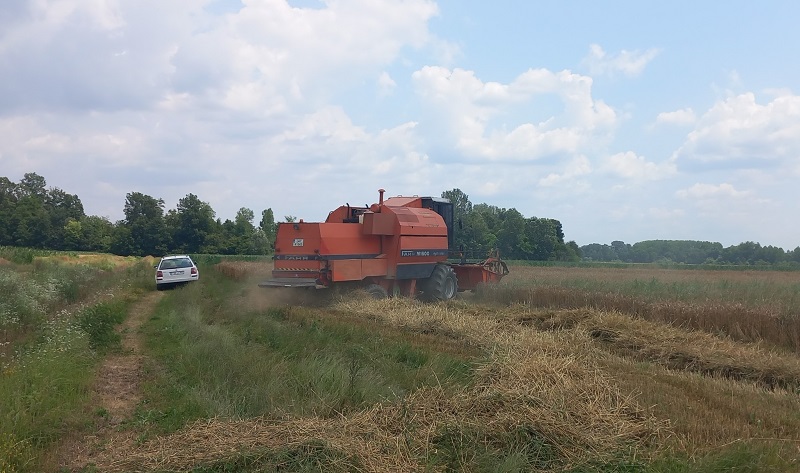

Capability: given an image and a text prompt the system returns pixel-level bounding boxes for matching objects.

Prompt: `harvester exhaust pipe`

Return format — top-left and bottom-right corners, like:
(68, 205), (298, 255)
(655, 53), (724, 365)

(378, 188), (385, 205)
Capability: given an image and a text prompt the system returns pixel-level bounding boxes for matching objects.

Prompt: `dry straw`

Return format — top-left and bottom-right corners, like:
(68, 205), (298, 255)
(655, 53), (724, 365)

(476, 281), (800, 352)
(95, 297), (666, 472)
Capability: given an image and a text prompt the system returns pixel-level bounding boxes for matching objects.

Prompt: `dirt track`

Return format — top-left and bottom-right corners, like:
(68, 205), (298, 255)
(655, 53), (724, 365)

(55, 291), (162, 471)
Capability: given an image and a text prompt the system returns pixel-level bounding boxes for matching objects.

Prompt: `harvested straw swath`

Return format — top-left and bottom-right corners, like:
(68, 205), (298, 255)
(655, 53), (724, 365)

(95, 297), (668, 472)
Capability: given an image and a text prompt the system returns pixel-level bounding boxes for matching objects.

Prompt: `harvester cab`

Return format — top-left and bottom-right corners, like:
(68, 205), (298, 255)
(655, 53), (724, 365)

(259, 189), (509, 300)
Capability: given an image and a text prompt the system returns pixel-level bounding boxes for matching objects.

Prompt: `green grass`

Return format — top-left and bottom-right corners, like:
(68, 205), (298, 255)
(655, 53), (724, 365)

(189, 254), (272, 266)
(0, 253), (150, 472)
(0, 295), (133, 472)
(137, 266), (478, 437)
(0, 317), (95, 471)
(644, 442), (797, 473)
(76, 299), (128, 352)
(0, 246), (69, 264)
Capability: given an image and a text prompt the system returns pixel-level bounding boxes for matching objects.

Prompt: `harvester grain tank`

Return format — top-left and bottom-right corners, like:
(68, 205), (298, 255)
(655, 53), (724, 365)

(259, 189), (508, 300)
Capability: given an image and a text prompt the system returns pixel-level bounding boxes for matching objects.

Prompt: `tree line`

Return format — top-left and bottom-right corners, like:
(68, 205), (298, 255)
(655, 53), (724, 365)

(442, 189), (580, 261)
(0, 173), (277, 256)
(0, 173), (579, 260)
(580, 240), (800, 266)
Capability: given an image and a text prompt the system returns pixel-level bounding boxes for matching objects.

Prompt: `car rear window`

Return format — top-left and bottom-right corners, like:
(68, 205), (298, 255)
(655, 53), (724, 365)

(159, 258), (193, 269)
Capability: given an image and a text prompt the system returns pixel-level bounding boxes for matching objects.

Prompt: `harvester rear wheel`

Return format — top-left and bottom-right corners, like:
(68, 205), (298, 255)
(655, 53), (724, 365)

(365, 283), (389, 299)
(420, 264), (458, 302)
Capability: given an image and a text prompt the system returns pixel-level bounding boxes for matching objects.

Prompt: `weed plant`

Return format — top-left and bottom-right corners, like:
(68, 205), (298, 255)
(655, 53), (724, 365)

(0, 257), (145, 354)
(0, 315), (94, 471)
(76, 299), (128, 352)
(138, 265), (477, 436)
(0, 247), (67, 264)
(0, 253), (145, 472)
(0, 263), (93, 337)
(190, 254), (272, 266)
(0, 296), (131, 472)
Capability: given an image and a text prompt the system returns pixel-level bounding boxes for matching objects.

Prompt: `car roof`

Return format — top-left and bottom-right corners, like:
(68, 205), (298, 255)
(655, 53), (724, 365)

(160, 255), (192, 260)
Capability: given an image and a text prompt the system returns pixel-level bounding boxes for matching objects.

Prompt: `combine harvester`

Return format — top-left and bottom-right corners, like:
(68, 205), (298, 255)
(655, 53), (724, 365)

(260, 189), (509, 300)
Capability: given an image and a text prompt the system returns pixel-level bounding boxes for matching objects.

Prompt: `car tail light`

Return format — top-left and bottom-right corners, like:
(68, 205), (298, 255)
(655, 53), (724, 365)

(156, 270), (163, 280)
(191, 268), (197, 275)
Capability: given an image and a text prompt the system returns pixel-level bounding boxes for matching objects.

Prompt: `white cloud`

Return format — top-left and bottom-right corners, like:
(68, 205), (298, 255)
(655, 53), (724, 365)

(0, 0), (439, 115)
(582, 44), (660, 78)
(676, 183), (750, 200)
(0, 0), (444, 222)
(674, 182), (773, 218)
(648, 207), (685, 219)
(538, 155), (592, 186)
(674, 92), (800, 166)
(377, 71), (397, 96)
(1, 1), (798, 251)
(655, 108), (696, 126)
(411, 66), (616, 160)
(604, 151), (676, 180)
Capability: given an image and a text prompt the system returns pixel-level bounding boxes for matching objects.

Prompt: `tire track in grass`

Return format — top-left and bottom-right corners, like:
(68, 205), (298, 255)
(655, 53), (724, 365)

(57, 290), (163, 471)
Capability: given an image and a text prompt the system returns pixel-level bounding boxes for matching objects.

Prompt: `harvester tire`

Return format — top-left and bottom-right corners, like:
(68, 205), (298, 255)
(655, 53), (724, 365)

(421, 264), (458, 302)
(365, 283), (389, 299)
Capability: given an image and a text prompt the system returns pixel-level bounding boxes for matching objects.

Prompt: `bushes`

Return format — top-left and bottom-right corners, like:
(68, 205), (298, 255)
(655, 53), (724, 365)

(77, 299), (127, 352)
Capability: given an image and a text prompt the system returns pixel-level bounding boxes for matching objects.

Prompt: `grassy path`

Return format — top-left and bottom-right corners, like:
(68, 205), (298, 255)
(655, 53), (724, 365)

(56, 291), (163, 471)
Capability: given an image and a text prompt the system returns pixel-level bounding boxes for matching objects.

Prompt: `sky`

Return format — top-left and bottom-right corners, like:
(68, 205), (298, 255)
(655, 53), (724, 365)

(1, 0), (799, 249)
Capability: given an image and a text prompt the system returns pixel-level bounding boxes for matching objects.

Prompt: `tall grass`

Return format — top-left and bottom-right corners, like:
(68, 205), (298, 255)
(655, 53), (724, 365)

(507, 259), (800, 272)
(0, 263), (96, 349)
(0, 253), (149, 472)
(189, 254), (272, 266)
(0, 246), (69, 264)
(0, 257), (152, 351)
(0, 299), (130, 472)
(482, 266), (800, 352)
(137, 265), (477, 437)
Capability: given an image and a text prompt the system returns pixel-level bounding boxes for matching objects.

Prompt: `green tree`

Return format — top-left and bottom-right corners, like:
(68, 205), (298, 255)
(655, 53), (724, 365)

(441, 188), (472, 220)
(787, 247), (800, 263)
(611, 241), (631, 262)
(565, 241), (582, 261)
(250, 228), (271, 255)
(524, 217), (560, 260)
(0, 177), (19, 245)
(18, 172), (47, 200)
(63, 218), (83, 250)
(441, 188), (473, 252)
(79, 215), (114, 252)
(8, 173), (51, 248)
(233, 207), (262, 254)
(45, 187), (84, 249)
(496, 208), (529, 259)
(174, 193), (216, 254)
(13, 195), (50, 248)
(260, 208), (277, 249)
(112, 192), (167, 256)
(235, 207), (255, 234)
(459, 211), (495, 258)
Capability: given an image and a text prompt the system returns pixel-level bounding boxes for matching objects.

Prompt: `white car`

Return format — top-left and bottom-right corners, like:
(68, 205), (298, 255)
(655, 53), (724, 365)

(155, 255), (199, 290)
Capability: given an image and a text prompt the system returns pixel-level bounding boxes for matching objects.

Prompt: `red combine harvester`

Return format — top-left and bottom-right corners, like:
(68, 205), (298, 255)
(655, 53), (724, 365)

(259, 189), (509, 300)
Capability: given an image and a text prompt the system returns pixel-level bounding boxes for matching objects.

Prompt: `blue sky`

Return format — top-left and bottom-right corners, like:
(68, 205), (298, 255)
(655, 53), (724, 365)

(1, 0), (799, 249)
